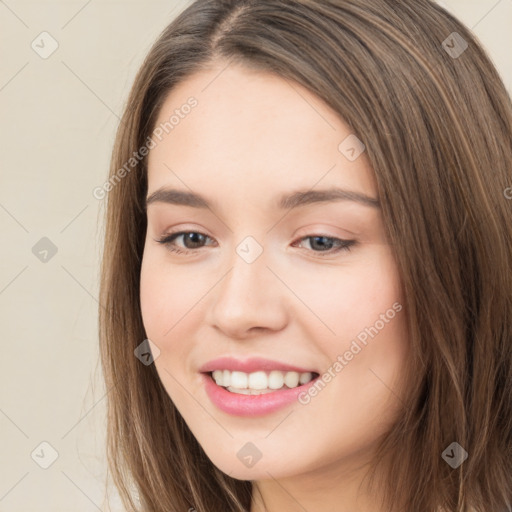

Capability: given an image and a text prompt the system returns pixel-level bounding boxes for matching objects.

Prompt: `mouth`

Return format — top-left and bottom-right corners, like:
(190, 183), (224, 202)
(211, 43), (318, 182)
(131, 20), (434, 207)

(205, 369), (320, 395)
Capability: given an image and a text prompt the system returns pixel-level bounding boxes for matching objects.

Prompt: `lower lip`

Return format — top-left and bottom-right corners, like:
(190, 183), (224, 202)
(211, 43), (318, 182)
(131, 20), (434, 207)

(201, 372), (319, 416)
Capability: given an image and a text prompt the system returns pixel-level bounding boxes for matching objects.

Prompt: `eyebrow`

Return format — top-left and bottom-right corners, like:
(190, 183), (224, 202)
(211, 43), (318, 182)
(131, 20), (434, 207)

(145, 187), (380, 210)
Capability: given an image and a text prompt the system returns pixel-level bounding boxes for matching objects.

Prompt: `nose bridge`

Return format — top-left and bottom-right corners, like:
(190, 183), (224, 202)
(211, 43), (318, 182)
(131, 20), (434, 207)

(208, 235), (288, 336)
(219, 236), (271, 310)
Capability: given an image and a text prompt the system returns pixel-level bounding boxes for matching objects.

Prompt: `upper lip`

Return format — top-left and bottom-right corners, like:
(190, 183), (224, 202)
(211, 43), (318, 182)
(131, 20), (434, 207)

(199, 356), (318, 374)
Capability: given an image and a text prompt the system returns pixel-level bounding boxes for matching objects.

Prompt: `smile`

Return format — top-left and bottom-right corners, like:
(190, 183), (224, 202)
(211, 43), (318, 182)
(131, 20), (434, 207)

(211, 369), (317, 394)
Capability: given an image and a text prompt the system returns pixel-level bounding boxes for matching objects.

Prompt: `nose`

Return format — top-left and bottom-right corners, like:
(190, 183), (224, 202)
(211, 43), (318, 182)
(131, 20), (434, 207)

(206, 245), (289, 339)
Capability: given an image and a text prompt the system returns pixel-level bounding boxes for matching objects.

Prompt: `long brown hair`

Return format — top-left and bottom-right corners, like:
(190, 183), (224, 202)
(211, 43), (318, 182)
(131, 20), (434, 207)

(98, 1), (512, 510)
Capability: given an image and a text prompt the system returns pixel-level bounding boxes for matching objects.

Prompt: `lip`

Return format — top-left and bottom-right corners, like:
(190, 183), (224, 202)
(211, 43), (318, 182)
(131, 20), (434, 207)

(198, 356), (317, 374)
(201, 372), (320, 416)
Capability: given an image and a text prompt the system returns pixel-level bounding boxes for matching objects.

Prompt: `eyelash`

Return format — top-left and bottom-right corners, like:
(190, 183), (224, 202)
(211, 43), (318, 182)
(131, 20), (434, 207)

(155, 231), (356, 257)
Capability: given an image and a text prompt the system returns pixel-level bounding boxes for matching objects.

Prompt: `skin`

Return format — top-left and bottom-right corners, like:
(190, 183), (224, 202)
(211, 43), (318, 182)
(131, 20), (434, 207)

(140, 59), (410, 512)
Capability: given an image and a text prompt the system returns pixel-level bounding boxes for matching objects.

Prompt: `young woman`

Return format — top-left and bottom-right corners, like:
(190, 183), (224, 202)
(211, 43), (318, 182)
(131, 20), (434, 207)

(98, 1), (512, 511)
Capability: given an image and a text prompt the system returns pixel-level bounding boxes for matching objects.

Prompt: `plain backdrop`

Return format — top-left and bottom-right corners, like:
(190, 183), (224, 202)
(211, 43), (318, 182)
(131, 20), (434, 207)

(1, 0), (511, 510)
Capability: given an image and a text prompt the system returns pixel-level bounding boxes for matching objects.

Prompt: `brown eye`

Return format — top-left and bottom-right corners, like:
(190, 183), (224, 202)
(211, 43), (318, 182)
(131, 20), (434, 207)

(156, 231), (214, 254)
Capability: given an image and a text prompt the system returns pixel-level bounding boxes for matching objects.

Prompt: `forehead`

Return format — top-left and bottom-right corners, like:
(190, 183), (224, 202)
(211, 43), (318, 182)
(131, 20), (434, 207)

(147, 61), (377, 204)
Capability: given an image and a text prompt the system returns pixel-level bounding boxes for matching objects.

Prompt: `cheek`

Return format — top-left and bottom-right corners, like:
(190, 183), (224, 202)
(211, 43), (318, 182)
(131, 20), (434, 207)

(140, 255), (185, 365)
(139, 249), (215, 377)
(140, 249), (200, 335)
(289, 248), (403, 344)
(303, 248), (408, 394)
(139, 256), (194, 399)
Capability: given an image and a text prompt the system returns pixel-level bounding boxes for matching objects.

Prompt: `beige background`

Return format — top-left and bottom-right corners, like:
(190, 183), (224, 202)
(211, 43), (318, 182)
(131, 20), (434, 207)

(1, 1), (510, 510)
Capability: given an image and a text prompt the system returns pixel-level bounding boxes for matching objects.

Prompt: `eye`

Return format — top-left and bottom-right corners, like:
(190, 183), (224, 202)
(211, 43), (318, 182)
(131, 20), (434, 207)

(291, 235), (356, 256)
(155, 231), (356, 257)
(155, 231), (215, 254)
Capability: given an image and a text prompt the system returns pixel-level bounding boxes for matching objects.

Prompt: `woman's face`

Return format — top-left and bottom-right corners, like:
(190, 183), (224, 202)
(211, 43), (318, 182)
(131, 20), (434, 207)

(140, 60), (409, 483)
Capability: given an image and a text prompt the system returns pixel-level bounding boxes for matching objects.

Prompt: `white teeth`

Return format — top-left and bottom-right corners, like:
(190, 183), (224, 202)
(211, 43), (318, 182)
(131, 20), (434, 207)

(210, 369), (315, 392)
(230, 371), (248, 389)
(284, 372), (299, 388)
(248, 371), (268, 390)
(268, 370), (284, 389)
(299, 372), (313, 385)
